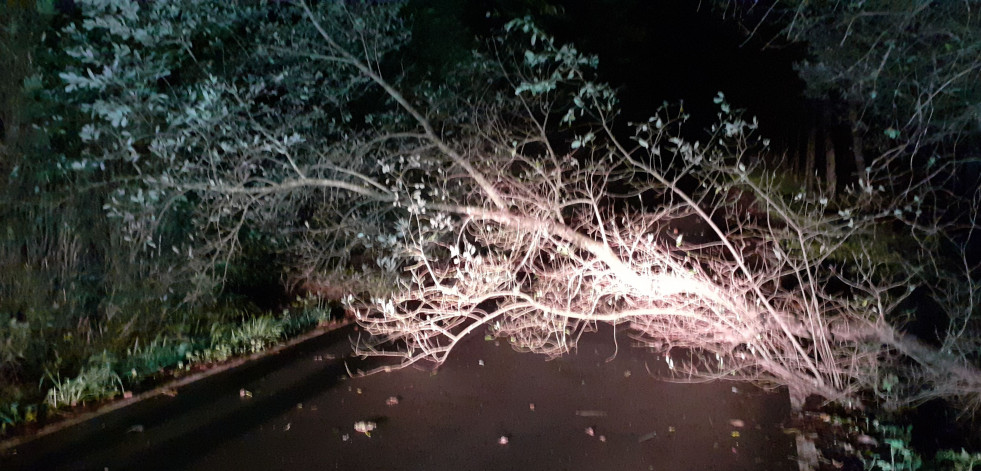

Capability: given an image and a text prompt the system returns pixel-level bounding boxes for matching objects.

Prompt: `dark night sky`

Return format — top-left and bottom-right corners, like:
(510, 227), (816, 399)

(546, 0), (806, 134)
(411, 0), (810, 144)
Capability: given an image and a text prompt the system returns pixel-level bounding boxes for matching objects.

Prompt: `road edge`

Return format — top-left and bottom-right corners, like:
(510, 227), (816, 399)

(0, 319), (353, 453)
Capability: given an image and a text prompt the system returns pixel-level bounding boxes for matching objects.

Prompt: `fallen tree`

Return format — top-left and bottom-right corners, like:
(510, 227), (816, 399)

(330, 13), (981, 411)
(60, 0), (981, 412)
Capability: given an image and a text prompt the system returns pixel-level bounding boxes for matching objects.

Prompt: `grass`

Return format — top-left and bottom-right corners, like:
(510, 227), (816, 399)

(44, 354), (123, 409)
(0, 299), (335, 437)
(186, 314), (285, 364)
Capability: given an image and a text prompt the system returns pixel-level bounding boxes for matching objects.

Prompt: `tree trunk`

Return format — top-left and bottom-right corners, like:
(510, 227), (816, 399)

(804, 126), (817, 191)
(788, 133), (801, 178)
(824, 128), (837, 197)
(848, 107), (866, 184)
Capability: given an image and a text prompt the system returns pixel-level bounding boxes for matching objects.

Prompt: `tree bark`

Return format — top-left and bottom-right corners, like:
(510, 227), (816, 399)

(848, 107), (866, 184)
(824, 128), (837, 197)
(804, 125), (817, 191)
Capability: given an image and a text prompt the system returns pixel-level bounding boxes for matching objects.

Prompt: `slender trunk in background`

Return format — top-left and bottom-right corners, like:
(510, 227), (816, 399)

(848, 107), (866, 183)
(804, 125), (817, 191)
(824, 128), (836, 197)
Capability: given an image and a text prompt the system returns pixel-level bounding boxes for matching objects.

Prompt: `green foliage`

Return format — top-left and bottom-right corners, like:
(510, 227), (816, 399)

(185, 313), (289, 364)
(865, 424), (922, 471)
(0, 402), (37, 435)
(717, 0), (981, 155)
(934, 450), (981, 471)
(119, 336), (194, 384)
(55, 0), (414, 298)
(226, 316), (283, 354)
(862, 422), (981, 471)
(280, 302), (333, 337)
(26, 303), (328, 424)
(1, 4), (119, 425)
(0, 3), (406, 427)
(43, 352), (123, 409)
(0, 313), (31, 375)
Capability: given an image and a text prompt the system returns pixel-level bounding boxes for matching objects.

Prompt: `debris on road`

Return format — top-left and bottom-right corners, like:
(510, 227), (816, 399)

(638, 431), (657, 443)
(354, 421), (376, 437)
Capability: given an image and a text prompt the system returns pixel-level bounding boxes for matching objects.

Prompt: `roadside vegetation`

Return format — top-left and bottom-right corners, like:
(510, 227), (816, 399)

(2, 1), (980, 468)
(0, 1), (345, 437)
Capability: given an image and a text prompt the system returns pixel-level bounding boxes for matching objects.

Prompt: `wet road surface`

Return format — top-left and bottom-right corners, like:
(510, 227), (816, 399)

(2, 324), (798, 470)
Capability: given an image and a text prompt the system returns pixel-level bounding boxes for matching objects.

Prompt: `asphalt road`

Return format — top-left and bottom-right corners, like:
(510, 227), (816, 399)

(2, 324), (798, 470)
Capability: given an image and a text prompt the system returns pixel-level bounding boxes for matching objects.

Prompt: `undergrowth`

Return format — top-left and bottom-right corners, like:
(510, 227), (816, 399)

(804, 409), (981, 471)
(0, 297), (334, 437)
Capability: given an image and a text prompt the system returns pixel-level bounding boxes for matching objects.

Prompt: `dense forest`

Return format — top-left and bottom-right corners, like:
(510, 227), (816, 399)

(2, 1), (980, 467)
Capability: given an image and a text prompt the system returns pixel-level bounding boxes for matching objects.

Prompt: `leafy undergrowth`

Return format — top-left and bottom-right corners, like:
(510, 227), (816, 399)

(0, 297), (340, 439)
(793, 398), (981, 471)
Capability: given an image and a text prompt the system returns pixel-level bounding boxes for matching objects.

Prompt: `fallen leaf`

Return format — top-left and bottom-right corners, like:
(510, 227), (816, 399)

(638, 431), (657, 443)
(729, 419), (745, 428)
(354, 421), (376, 436)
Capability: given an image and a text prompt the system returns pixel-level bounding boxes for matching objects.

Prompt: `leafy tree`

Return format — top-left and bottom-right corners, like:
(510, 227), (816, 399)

(1, 1), (111, 390)
(714, 0), (981, 410)
(717, 1), (981, 151)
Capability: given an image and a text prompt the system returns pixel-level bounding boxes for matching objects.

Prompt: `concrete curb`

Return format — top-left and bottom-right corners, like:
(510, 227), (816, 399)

(0, 319), (353, 453)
